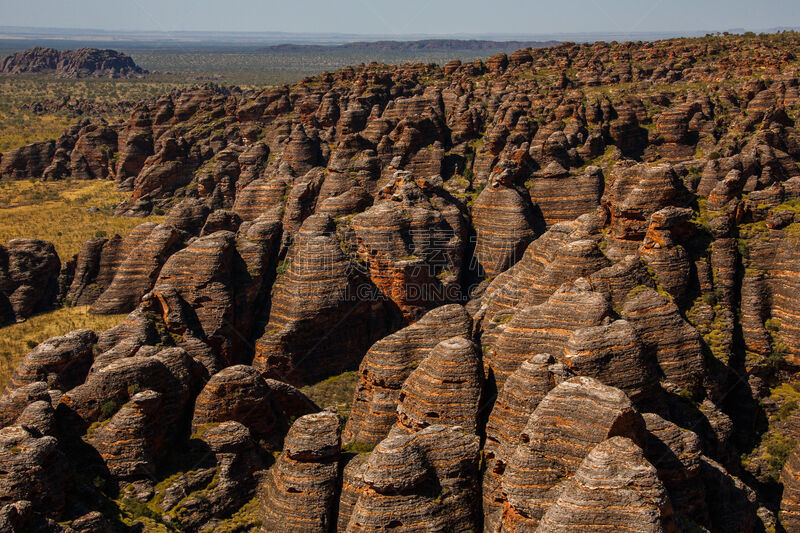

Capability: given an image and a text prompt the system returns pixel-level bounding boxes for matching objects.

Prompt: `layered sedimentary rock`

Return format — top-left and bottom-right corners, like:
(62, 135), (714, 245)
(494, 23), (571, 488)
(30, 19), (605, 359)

(1, 34), (799, 531)
(191, 365), (317, 446)
(86, 390), (167, 480)
(0, 382), (51, 428)
(499, 377), (644, 529)
(562, 319), (657, 402)
(0, 426), (67, 519)
(344, 425), (480, 532)
(90, 224), (180, 314)
(350, 172), (467, 321)
(4, 329), (96, 393)
(0, 239), (60, 323)
(643, 413), (707, 525)
(152, 230), (270, 366)
(638, 206), (693, 304)
(344, 304), (472, 446)
(620, 287), (704, 391)
(472, 170), (537, 277)
(482, 354), (565, 529)
(474, 214), (610, 326)
(483, 279), (611, 388)
(260, 411), (341, 532)
(781, 448), (800, 532)
(253, 214), (393, 384)
(528, 166), (604, 226)
(536, 437), (676, 532)
(60, 348), (201, 433)
(394, 336), (483, 434)
(0, 141), (55, 180)
(603, 163), (687, 258)
(65, 238), (108, 305)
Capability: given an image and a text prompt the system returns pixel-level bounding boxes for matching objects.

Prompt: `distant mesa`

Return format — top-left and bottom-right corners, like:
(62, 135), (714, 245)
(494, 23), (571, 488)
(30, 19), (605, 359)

(259, 39), (560, 54)
(0, 46), (147, 78)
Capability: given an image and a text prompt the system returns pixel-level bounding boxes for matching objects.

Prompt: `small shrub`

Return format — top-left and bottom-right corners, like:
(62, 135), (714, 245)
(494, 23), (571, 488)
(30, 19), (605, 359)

(764, 432), (797, 478)
(276, 259), (291, 275)
(342, 441), (376, 455)
(100, 399), (118, 420)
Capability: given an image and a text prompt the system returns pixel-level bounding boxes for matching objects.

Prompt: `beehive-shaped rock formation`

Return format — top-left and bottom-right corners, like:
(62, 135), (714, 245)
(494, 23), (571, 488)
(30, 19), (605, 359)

(344, 304), (472, 446)
(260, 411), (341, 532)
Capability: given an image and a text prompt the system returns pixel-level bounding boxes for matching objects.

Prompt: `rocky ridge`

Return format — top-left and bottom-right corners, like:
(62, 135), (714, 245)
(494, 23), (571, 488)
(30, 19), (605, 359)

(0, 33), (799, 531)
(0, 47), (147, 78)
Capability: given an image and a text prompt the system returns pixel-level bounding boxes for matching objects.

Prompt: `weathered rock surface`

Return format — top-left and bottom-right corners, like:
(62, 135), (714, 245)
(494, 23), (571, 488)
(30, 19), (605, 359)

(394, 336), (483, 434)
(0, 47), (147, 78)
(260, 411), (341, 532)
(536, 437), (676, 532)
(344, 304), (472, 446)
(472, 170), (537, 277)
(90, 224), (180, 314)
(0, 239), (60, 323)
(4, 329), (96, 393)
(253, 214), (394, 384)
(620, 287), (704, 391)
(191, 365), (318, 447)
(781, 448), (800, 533)
(1, 34), (799, 531)
(562, 319), (657, 402)
(0, 426), (67, 519)
(344, 425), (481, 532)
(498, 376), (644, 530)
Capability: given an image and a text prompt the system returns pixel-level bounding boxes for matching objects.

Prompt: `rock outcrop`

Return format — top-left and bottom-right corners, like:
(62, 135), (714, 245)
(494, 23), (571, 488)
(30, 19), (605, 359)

(394, 336), (483, 435)
(498, 377), (644, 530)
(536, 436), (676, 532)
(344, 304), (472, 446)
(1, 33), (799, 531)
(260, 411), (341, 532)
(344, 425), (481, 532)
(0, 239), (60, 323)
(1, 47), (147, 78)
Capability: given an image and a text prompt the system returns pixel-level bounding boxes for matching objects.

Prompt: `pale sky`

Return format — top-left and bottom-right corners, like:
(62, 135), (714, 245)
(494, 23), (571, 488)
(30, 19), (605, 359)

(0, 0), (796, 36)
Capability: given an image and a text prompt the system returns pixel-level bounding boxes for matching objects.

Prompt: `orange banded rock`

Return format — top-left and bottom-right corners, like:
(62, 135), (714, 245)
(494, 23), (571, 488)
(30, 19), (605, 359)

(484, 279), (610, 388)
(86, 390), (166, 480)
(394, 336), (483, 435)
(562, 320), (657, 402)
(343, 304), (472, 447)
(260, 411), (341, 533)
(253, 214), (394, 385)
(499, 376), (645, 530)
(621, 287), (704, 391)
(91, 224), (180, 314)
(345, 425), (480, 532)
(472, 176), (537, 278)
(536, 437), (676, 533)
(781, 448), (800, 532)
(482, 354), (566, 531)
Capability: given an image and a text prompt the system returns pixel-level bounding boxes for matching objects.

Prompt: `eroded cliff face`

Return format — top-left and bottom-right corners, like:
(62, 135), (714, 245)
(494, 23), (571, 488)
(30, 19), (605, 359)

(0, 47), (148, 78)
(1, 33), (800, 530)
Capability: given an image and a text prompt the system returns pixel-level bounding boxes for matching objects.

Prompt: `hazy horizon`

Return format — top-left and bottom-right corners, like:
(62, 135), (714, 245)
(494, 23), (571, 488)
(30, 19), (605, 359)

(0, 0), (797, 38)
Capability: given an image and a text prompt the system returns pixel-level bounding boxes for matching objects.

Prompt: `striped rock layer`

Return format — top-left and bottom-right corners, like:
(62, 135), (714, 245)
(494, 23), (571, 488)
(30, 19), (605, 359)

(344, 304), (472, 447)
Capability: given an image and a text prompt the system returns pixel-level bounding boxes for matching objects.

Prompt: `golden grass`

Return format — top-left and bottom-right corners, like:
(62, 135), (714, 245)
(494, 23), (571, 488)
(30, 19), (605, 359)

(300, 370), (359, 419)
(0, 179), (163, 260)
(0, 112), (74, 153)
(0, 75), (192, 152)
(0, 306), (126, 389)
